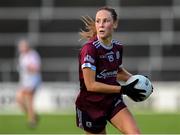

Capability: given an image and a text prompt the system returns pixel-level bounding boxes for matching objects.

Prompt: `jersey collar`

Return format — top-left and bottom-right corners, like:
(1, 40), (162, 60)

(96, 36), (113, 50)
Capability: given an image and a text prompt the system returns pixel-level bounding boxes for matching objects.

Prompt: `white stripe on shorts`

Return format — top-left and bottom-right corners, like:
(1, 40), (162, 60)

(77, 108), (83, 129)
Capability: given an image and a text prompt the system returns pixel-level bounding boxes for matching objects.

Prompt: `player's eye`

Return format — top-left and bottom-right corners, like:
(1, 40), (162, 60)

(95, 20), (100, 23)
(104, 19), (111, 23)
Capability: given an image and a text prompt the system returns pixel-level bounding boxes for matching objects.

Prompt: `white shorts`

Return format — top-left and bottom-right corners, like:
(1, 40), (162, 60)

(20, 75), (41, 91)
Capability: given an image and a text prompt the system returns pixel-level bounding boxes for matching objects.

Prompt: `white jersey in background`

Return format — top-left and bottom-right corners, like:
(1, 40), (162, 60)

(18, 50), (41, 90)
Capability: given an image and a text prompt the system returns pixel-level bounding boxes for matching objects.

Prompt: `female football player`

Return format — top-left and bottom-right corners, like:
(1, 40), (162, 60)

(16, 38), (41, 128)
(75, 6), (145, 134)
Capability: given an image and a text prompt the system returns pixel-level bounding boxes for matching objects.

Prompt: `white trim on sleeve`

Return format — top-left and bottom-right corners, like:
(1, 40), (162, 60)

(81, 63), (96, 71)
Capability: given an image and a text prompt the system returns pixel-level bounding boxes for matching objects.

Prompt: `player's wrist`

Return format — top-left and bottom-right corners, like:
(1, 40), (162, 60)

(120, 85), (126, 94)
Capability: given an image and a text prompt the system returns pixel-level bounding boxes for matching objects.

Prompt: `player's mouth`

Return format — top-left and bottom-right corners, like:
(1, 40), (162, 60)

(99, 30), (105, 34)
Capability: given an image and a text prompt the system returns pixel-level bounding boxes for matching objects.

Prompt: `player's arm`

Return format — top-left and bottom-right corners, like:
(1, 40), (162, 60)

(27, 63), (40, 73)
(83, 67), (121, 93)
(27, 54), (41, 73)
(83, 67), (145, 101)
(117, 67), (132, 82)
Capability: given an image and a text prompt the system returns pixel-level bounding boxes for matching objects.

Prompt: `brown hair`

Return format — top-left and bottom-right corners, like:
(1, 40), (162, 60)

(80, 6), (118, 40)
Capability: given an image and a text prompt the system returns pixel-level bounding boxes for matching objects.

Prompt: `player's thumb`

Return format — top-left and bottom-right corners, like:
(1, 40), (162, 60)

(130, 79), (139, 86)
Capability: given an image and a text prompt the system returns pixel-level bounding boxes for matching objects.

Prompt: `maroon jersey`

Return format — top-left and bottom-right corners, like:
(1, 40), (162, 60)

(76, 36), (124, 119)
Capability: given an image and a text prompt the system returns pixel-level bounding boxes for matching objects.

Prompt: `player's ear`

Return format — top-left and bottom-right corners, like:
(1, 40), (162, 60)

(113, 20), (118, 29)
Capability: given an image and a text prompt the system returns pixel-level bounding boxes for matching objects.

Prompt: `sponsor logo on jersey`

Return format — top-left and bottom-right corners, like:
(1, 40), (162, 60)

(97, 70), (117, 79)
(116, 51), (120, 59)
(100, 51), (114, 58)
(84, 55), (95, 63)
(99, 51), (115, 62)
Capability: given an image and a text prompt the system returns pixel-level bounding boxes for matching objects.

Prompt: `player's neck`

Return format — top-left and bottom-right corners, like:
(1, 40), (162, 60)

(98, 35), (112, 46)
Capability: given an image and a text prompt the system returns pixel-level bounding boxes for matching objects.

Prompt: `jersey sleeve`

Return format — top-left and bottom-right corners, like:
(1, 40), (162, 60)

(80, 43), (96, 71)
(28, 51), (41, 69)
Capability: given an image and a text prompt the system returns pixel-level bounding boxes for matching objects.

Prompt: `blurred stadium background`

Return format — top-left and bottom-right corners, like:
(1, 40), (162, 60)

(0, 0), (180, 134)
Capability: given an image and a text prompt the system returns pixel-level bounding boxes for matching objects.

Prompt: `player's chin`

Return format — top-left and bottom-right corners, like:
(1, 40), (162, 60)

(98, 34), (109, 40)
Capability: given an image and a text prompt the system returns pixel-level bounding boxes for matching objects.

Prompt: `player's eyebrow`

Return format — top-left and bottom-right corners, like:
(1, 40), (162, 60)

(96, 17), (111, 21)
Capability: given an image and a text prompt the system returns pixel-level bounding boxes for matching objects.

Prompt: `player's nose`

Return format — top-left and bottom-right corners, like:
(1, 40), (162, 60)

(99, 22), (104, 28)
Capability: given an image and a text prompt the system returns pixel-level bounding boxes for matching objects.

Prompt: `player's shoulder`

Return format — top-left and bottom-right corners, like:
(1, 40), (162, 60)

(28, 50), (41, 60)
(111, 39), (123, 46)
(82, 37), (99, 50)
(29, 50), (39, 56)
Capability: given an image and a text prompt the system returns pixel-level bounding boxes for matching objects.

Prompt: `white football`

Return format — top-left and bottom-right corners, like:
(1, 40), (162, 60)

(126, 75), (153, 101)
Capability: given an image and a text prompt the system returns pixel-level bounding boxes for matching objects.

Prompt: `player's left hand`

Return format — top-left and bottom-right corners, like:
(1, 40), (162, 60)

(121, 79), (146, 102)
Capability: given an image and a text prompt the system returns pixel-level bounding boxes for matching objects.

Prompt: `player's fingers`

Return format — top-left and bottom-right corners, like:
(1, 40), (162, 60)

(134, 95), (145, 102)
(130, 79), (139, 86)
(138, 93), (146, 98)
(135, 88), (146, 93)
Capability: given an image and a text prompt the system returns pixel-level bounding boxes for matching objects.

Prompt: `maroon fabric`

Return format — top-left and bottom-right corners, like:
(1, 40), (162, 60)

(76, 36), (124, 120)
(76, 96), (126, 133)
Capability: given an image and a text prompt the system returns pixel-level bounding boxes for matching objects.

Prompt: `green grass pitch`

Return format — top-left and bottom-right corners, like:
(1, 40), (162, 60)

(0, 113), (180, 134)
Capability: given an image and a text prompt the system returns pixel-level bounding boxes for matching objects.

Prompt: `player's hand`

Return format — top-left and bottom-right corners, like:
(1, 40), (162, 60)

(121, 79), (146, 102)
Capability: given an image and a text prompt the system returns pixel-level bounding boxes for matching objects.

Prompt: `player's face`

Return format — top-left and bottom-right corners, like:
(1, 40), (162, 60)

(18, 40), (30, 54)
(95, 10), (116, 40)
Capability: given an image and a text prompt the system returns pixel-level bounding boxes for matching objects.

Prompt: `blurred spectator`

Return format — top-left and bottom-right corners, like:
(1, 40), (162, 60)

(16, 38), (41, 128)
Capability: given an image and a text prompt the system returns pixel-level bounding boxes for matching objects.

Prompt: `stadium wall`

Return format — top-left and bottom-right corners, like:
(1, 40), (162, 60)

(0, 82), (180, 114)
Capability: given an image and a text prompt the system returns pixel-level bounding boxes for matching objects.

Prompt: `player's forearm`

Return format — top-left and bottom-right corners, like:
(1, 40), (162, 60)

(83, 68), (122, 93)
(117, 68), (132, 82)
(27, 64), (40, 73)
(86, 81), (121, 93)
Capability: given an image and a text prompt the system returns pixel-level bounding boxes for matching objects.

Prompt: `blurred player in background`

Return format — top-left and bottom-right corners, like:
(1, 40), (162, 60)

(75, 6), (145, 134)
(16, 38), (41, 128)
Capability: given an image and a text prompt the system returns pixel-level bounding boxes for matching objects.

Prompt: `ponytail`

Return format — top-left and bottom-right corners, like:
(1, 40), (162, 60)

(79, 16), (96, 40)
